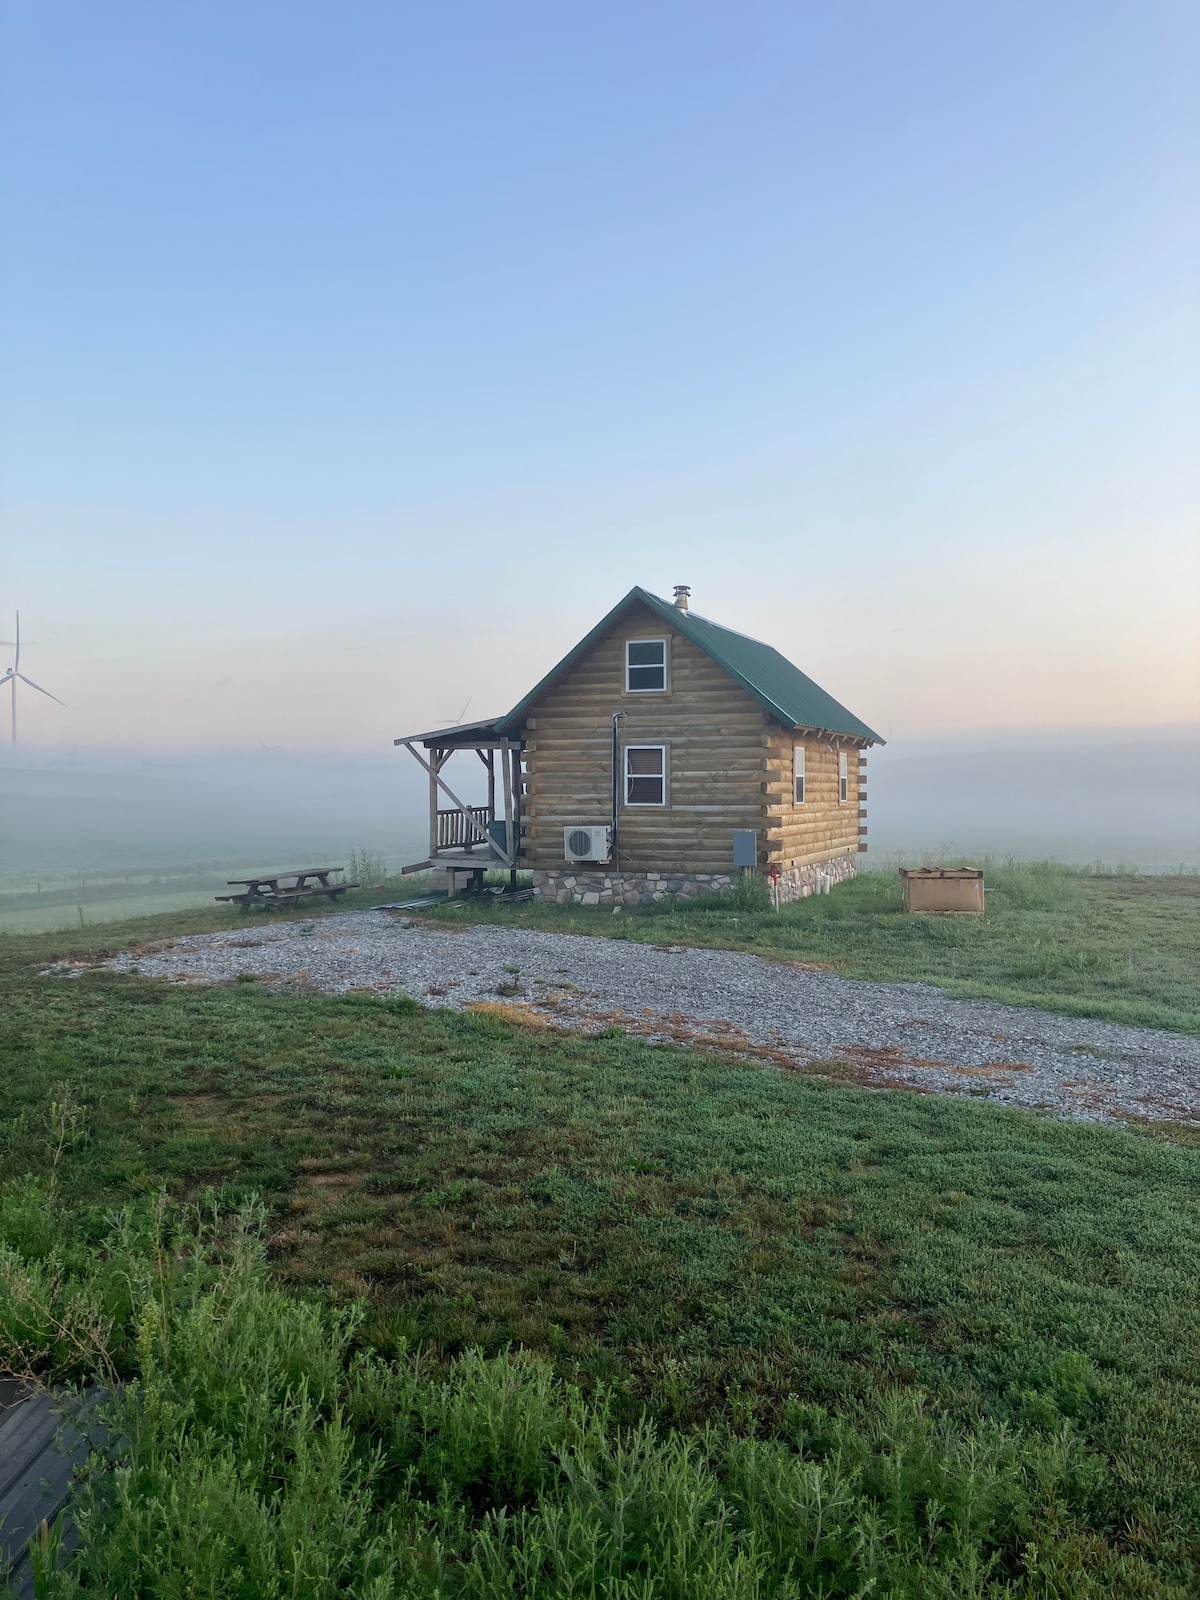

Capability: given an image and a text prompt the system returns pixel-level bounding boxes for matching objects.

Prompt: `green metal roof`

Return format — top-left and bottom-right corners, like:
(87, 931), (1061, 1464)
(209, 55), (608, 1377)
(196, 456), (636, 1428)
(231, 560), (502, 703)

(498, 586), (884, 743)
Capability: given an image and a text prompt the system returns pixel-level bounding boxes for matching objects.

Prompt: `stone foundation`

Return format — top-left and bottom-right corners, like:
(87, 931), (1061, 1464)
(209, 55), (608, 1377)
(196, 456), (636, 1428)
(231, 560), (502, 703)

(531, 853), (858, 907)
(772, 851), (858, 904)
(532, 868), (735, 907)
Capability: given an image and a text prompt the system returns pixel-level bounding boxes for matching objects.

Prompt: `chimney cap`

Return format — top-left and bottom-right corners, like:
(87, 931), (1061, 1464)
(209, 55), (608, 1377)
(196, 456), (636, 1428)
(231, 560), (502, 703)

(672, 585), (691, 611)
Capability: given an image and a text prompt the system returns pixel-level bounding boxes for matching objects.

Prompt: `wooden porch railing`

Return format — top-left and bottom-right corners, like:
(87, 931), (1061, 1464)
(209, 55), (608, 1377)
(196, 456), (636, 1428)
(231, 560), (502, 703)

(436, 806), (492, 851)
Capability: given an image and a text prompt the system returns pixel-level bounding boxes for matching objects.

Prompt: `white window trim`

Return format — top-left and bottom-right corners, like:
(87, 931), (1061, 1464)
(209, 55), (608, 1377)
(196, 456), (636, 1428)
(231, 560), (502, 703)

(625, 638), (668, 694)
(624, 743), (668, 806)
(838, 750), (849, 804)
(794, 742), (806, 805)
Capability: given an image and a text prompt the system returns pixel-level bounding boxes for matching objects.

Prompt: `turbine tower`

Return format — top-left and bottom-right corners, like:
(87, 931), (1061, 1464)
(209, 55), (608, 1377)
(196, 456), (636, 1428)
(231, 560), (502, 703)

(0, 612), (66, 749)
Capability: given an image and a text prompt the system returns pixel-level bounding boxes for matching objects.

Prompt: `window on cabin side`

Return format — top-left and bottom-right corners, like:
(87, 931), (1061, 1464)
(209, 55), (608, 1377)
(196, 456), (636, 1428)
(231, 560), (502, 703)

(626, 639), (666, 692)
(793, 743), (806, 804)
(625, 745), (666, 805)
(838, 750), (849, 803)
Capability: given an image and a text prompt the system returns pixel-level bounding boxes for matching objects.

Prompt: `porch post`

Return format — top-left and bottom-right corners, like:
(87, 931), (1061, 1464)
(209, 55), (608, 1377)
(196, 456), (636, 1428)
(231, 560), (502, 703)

(428, 748), (441, 857)
(500, 738), (514, 863)
(510, 744), (522, 865)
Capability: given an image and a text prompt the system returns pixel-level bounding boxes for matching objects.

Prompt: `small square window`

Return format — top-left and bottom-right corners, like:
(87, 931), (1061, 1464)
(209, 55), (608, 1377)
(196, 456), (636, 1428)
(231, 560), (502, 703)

(625, 745), (666, 805)
(838, 750), (849, 804)
(794, 743), (806, 804)
(626, 639), (666, 692)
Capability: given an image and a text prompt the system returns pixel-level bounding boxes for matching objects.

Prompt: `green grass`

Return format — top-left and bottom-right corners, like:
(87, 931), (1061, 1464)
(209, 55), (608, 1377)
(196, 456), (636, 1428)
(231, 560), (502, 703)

(1, 901), (1199, 1593)
(430, 861), (1200, 1034)
(0, 1191), (1153, 1599)
(0, 865), (401, 935)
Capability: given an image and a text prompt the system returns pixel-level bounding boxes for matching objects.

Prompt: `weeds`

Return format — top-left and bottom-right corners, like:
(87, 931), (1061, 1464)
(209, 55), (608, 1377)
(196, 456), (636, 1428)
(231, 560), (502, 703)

(0, 1188), (1172, 1597)
(721, 872), (774, 914)
(347, 846), (388, 887)
(973, 857), (1085, 912)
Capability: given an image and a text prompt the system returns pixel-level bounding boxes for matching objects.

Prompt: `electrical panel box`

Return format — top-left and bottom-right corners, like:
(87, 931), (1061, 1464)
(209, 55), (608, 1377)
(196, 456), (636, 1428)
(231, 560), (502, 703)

(732, 829), (758, 868)
(487, 820), (514, 860)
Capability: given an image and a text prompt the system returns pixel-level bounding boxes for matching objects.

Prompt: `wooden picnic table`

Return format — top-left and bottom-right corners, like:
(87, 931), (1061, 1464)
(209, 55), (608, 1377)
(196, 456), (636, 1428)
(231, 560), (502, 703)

(215, 867), (359, 910)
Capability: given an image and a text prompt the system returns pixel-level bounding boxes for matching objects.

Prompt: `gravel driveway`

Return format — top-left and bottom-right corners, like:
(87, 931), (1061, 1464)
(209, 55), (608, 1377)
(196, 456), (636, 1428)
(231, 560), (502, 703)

(78, 910), (1199, 1127)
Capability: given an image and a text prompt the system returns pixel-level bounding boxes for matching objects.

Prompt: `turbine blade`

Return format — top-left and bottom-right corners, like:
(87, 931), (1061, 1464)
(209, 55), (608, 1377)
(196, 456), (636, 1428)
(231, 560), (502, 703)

(13, 612), (19, 670)
(15, 673), (66, 706)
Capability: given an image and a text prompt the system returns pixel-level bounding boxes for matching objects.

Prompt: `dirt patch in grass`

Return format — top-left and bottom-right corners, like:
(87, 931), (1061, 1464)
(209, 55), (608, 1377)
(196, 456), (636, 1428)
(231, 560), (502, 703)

(465, 1000), (559, 1029)
(170, 1093), (228, 1114)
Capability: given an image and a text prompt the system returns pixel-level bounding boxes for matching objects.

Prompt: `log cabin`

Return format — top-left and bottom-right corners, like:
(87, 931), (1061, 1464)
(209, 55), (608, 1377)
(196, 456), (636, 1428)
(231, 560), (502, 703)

(396, 585), (883, 905)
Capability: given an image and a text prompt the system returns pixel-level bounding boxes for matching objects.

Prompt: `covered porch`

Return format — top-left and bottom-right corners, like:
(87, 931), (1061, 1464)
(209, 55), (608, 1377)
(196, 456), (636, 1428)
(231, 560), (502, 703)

(394, 719), (525, 893)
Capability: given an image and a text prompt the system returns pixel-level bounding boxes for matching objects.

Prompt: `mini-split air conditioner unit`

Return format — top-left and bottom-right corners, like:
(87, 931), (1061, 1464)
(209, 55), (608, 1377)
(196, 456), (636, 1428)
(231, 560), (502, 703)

(563, 825), (611, 863)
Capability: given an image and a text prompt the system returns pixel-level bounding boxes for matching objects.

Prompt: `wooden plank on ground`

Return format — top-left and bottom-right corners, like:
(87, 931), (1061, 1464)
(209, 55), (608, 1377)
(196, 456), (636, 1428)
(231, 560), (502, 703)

(0, 1388), (96, 1600)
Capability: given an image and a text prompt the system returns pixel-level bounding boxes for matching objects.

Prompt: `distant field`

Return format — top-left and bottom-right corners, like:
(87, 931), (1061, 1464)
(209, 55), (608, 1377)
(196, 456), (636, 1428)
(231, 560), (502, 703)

(0, 887), (228, 934)
(0, 870), (303, 936)
(0, 854), (388, 934)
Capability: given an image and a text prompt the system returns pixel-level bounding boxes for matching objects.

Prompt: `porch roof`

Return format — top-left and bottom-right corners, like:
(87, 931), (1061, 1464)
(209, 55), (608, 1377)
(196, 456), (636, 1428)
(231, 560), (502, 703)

(392, 718), (511, 749)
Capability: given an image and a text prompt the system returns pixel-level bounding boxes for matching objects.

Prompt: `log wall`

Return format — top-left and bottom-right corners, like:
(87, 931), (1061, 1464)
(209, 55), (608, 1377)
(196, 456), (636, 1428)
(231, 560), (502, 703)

(522, 602), (768, 874)
(520, 600), (869, 875)
(763, 734), (865, 867)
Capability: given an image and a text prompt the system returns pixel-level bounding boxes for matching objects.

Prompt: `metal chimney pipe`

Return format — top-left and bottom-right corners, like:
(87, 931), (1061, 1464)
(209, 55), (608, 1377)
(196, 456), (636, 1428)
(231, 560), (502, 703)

(673, 585), (691, 612)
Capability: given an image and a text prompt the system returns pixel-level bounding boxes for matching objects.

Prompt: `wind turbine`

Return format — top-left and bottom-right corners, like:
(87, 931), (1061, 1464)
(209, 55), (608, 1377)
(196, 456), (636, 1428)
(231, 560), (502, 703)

(434, 698), (472, 729)
(0, 612), (66, 749)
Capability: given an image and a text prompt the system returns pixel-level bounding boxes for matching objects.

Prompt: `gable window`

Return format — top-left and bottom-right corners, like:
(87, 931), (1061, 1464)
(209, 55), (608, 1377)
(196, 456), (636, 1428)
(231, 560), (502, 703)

(793, 743), (806, 804)
(625, 745), (666, 805)
(626, 639), (666, 692)
(838, 750), (849, 803)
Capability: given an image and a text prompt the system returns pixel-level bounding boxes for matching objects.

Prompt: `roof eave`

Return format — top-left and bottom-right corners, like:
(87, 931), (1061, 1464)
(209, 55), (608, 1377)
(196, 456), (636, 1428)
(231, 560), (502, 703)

(633, 589), (886, 744)
(495, 587), (658, 733)
(781, 722), (885, 747)
(493, 583), (886, 745)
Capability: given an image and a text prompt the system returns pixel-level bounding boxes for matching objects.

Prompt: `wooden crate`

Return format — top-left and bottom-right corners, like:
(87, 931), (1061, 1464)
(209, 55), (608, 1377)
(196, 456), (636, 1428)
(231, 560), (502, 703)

(900, 867), (985, 914)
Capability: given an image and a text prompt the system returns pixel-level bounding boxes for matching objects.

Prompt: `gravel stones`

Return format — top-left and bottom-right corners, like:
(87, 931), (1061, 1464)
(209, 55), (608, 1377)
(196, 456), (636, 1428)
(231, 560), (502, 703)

(83, 911), (1200, 1128)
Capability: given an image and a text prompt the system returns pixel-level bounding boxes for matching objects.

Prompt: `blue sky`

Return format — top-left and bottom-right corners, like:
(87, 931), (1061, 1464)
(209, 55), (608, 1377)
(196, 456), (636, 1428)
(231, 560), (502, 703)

(2, 0), (1196, 752)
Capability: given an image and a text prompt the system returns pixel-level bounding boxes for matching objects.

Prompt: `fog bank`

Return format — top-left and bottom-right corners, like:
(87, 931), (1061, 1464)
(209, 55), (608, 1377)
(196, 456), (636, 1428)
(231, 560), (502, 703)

(866, 733), (1199, 869)
(1, 729), (1195, 897)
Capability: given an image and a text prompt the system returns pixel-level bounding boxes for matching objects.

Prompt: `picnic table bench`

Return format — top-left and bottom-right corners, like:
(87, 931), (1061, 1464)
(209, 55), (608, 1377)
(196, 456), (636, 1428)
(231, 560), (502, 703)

(215, 867), (359, 910)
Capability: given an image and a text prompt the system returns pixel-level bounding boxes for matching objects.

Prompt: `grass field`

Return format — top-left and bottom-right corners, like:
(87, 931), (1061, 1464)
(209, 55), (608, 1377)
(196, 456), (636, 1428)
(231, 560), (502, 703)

(1, 876), (1199, 1595)
(0, 850), (393, 934)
